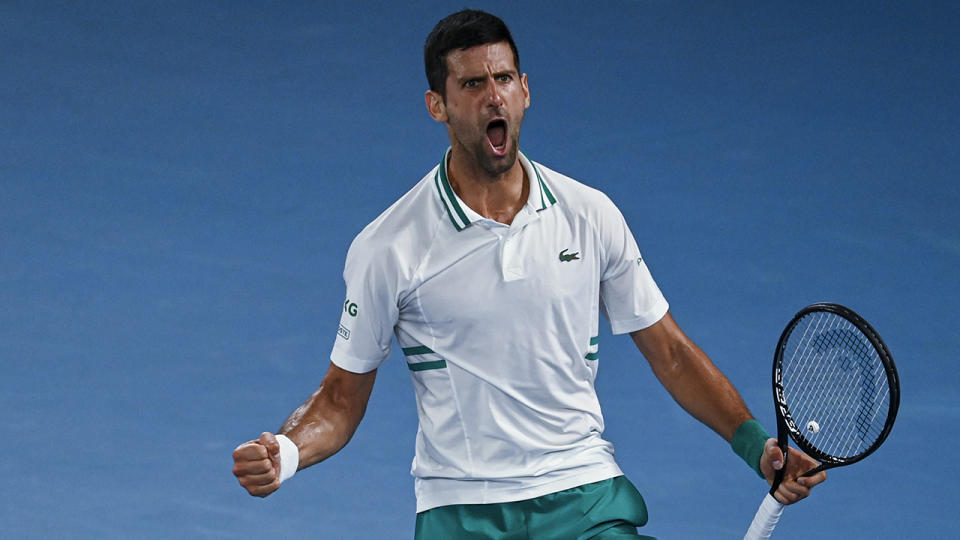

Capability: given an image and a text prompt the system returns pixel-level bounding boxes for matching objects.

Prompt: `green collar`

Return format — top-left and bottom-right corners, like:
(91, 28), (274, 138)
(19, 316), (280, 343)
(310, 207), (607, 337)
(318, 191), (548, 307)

(434, 148), (557, 231)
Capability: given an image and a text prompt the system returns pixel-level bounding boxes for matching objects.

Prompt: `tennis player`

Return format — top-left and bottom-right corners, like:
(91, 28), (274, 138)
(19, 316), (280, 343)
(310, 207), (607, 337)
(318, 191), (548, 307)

(232, 10), (826, 538)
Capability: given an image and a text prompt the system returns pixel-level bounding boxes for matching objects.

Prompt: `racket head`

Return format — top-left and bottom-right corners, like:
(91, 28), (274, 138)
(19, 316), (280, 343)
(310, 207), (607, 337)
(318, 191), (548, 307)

(773, 303), (900, 470)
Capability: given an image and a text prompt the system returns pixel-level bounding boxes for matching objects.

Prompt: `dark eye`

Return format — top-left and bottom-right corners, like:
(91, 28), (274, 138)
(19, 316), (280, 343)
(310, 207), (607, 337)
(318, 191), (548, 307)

(496, 74), (512, 82)
(464, 79), (480, 89)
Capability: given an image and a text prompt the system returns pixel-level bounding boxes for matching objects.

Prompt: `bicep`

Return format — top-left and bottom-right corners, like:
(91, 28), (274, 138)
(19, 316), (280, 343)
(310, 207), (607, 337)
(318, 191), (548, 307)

(322, 361), (377, 414)
(629, 311), (694, 376)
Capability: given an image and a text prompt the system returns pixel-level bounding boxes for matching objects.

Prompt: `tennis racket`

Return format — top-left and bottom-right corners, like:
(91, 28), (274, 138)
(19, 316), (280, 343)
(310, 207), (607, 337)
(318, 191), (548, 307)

(743, 303), (900, 539)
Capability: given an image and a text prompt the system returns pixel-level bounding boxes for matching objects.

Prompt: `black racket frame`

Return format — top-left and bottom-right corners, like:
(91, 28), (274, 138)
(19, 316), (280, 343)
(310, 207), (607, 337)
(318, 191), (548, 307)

(769, 302), (900, 493)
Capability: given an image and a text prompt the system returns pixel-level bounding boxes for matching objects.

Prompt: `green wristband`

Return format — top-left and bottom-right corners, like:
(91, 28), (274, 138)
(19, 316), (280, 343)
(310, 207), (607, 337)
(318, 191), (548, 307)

(730, 419), (770, 478)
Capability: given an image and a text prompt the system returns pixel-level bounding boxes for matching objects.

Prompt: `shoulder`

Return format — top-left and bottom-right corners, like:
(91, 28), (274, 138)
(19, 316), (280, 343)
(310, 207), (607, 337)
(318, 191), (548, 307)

(345, 168), (445, 273)
(528, 159), (621, 219)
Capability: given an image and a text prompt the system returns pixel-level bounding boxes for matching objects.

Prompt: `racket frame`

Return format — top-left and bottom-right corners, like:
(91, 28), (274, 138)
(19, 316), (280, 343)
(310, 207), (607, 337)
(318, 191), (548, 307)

(770, 302), (900, 487)
(747, 302), (900, 539)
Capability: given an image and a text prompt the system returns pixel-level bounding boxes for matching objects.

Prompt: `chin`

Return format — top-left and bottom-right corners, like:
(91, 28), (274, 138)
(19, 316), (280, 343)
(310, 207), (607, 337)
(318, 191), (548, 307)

(481, 151), (518, 177)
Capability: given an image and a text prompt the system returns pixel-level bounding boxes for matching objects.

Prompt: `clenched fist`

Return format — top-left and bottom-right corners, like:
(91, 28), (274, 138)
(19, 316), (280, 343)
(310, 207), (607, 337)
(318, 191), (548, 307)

(232, 432), (283, 497)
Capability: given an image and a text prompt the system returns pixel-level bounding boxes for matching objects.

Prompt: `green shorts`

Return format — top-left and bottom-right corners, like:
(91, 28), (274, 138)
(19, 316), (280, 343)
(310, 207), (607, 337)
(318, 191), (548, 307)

(414, 476), (654, 540)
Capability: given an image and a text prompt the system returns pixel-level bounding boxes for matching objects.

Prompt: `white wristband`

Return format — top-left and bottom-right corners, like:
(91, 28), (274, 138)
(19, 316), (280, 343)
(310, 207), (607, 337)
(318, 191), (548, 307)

(275, 434), (300, 484)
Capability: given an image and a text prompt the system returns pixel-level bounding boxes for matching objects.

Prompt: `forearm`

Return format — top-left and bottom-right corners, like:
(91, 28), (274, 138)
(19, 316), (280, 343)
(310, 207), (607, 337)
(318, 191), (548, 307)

(278, 393), (357, 469)
(278, 364), (377, 470)
(651, 338), (753, 441)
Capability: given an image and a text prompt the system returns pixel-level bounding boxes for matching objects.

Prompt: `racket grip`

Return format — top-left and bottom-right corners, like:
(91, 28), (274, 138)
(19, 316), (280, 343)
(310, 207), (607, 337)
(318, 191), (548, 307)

(743, 493), (784, 540)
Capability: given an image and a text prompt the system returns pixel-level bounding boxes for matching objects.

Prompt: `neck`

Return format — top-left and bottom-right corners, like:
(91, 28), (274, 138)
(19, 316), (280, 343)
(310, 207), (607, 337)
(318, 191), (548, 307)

(447, 150), (527, 225)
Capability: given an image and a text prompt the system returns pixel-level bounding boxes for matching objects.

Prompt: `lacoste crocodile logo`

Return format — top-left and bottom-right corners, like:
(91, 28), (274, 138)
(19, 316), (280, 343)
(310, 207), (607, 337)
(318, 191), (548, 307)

(559, 248), (580, 262)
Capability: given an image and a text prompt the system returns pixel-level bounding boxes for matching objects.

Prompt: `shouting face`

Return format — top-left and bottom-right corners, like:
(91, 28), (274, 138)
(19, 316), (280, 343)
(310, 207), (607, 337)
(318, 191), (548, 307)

(427, 41), (530, 179)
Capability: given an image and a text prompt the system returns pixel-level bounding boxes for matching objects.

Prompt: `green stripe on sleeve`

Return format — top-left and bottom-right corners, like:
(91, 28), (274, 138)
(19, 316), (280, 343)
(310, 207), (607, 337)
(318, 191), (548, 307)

(402, 345), (435, 356)
(408, 360), (447, 372)
(585, 336), (599, 360)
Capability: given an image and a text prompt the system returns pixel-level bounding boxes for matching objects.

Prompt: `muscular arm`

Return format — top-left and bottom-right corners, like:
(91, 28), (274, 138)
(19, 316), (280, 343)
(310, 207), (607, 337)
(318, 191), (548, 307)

(630, 311), (826, 503)
(279, 362), (377, 469)
(232, 362), (377, 497)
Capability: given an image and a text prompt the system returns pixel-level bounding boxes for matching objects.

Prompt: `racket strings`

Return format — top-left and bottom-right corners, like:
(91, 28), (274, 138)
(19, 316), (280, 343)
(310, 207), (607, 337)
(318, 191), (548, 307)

(787, 315), (889, 457)
(793, 320), (888, 456)
(780, 312), (891, 459)
(807, 327), (886, 451)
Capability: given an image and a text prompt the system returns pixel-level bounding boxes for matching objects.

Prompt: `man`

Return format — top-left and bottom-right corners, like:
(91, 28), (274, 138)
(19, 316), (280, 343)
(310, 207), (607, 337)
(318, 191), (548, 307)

(233, 10), (826, 538)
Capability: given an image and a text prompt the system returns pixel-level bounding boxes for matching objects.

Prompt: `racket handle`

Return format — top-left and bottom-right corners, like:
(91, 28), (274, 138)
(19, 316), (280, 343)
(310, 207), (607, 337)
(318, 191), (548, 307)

(743, 493), (784, 540)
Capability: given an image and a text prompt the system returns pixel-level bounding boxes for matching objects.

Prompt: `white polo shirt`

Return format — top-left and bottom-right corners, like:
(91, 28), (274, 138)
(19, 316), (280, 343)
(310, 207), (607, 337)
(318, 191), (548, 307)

(331, 149), (669, 512)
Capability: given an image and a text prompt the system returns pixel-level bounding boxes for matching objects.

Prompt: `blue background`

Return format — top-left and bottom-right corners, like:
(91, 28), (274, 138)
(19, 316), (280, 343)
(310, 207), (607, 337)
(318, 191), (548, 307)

(2, 1), (957, 538)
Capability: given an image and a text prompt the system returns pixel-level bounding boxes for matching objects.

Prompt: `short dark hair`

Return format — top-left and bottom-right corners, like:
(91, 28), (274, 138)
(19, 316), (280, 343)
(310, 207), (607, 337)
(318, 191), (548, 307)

(424, 10), (520, 97)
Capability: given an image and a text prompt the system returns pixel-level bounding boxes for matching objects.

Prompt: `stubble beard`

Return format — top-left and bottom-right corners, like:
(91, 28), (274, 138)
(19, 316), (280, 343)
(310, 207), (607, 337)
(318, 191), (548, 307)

(478, 133), (519, 178)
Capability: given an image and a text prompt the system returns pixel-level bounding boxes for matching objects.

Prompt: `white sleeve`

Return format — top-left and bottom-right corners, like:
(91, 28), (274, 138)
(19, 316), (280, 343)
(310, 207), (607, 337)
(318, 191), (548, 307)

(597, 197), (669, 334)
(330, 235), (401, 373)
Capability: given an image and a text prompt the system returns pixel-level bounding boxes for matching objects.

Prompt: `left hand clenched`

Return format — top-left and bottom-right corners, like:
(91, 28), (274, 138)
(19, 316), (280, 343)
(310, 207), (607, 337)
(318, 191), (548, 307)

(759, 438), (828, 504)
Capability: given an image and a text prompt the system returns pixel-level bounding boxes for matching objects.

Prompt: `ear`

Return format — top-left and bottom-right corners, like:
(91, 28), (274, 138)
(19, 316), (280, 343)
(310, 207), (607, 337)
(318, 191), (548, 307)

(521, 73), (530, 110)
(425, 90), (447, 123)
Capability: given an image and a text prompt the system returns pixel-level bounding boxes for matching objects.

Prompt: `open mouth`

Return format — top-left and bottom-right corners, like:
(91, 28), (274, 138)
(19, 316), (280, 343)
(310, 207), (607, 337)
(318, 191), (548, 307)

(486, 119), (507, 155)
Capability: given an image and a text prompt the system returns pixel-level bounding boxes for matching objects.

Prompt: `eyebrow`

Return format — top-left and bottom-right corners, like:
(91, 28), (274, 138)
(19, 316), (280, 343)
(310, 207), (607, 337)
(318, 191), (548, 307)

(457, 69), (517, 83)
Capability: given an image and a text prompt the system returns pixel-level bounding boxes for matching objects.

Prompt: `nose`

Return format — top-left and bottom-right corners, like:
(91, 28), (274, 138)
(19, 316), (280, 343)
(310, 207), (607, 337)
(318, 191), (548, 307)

(487, 78), (504, 107)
